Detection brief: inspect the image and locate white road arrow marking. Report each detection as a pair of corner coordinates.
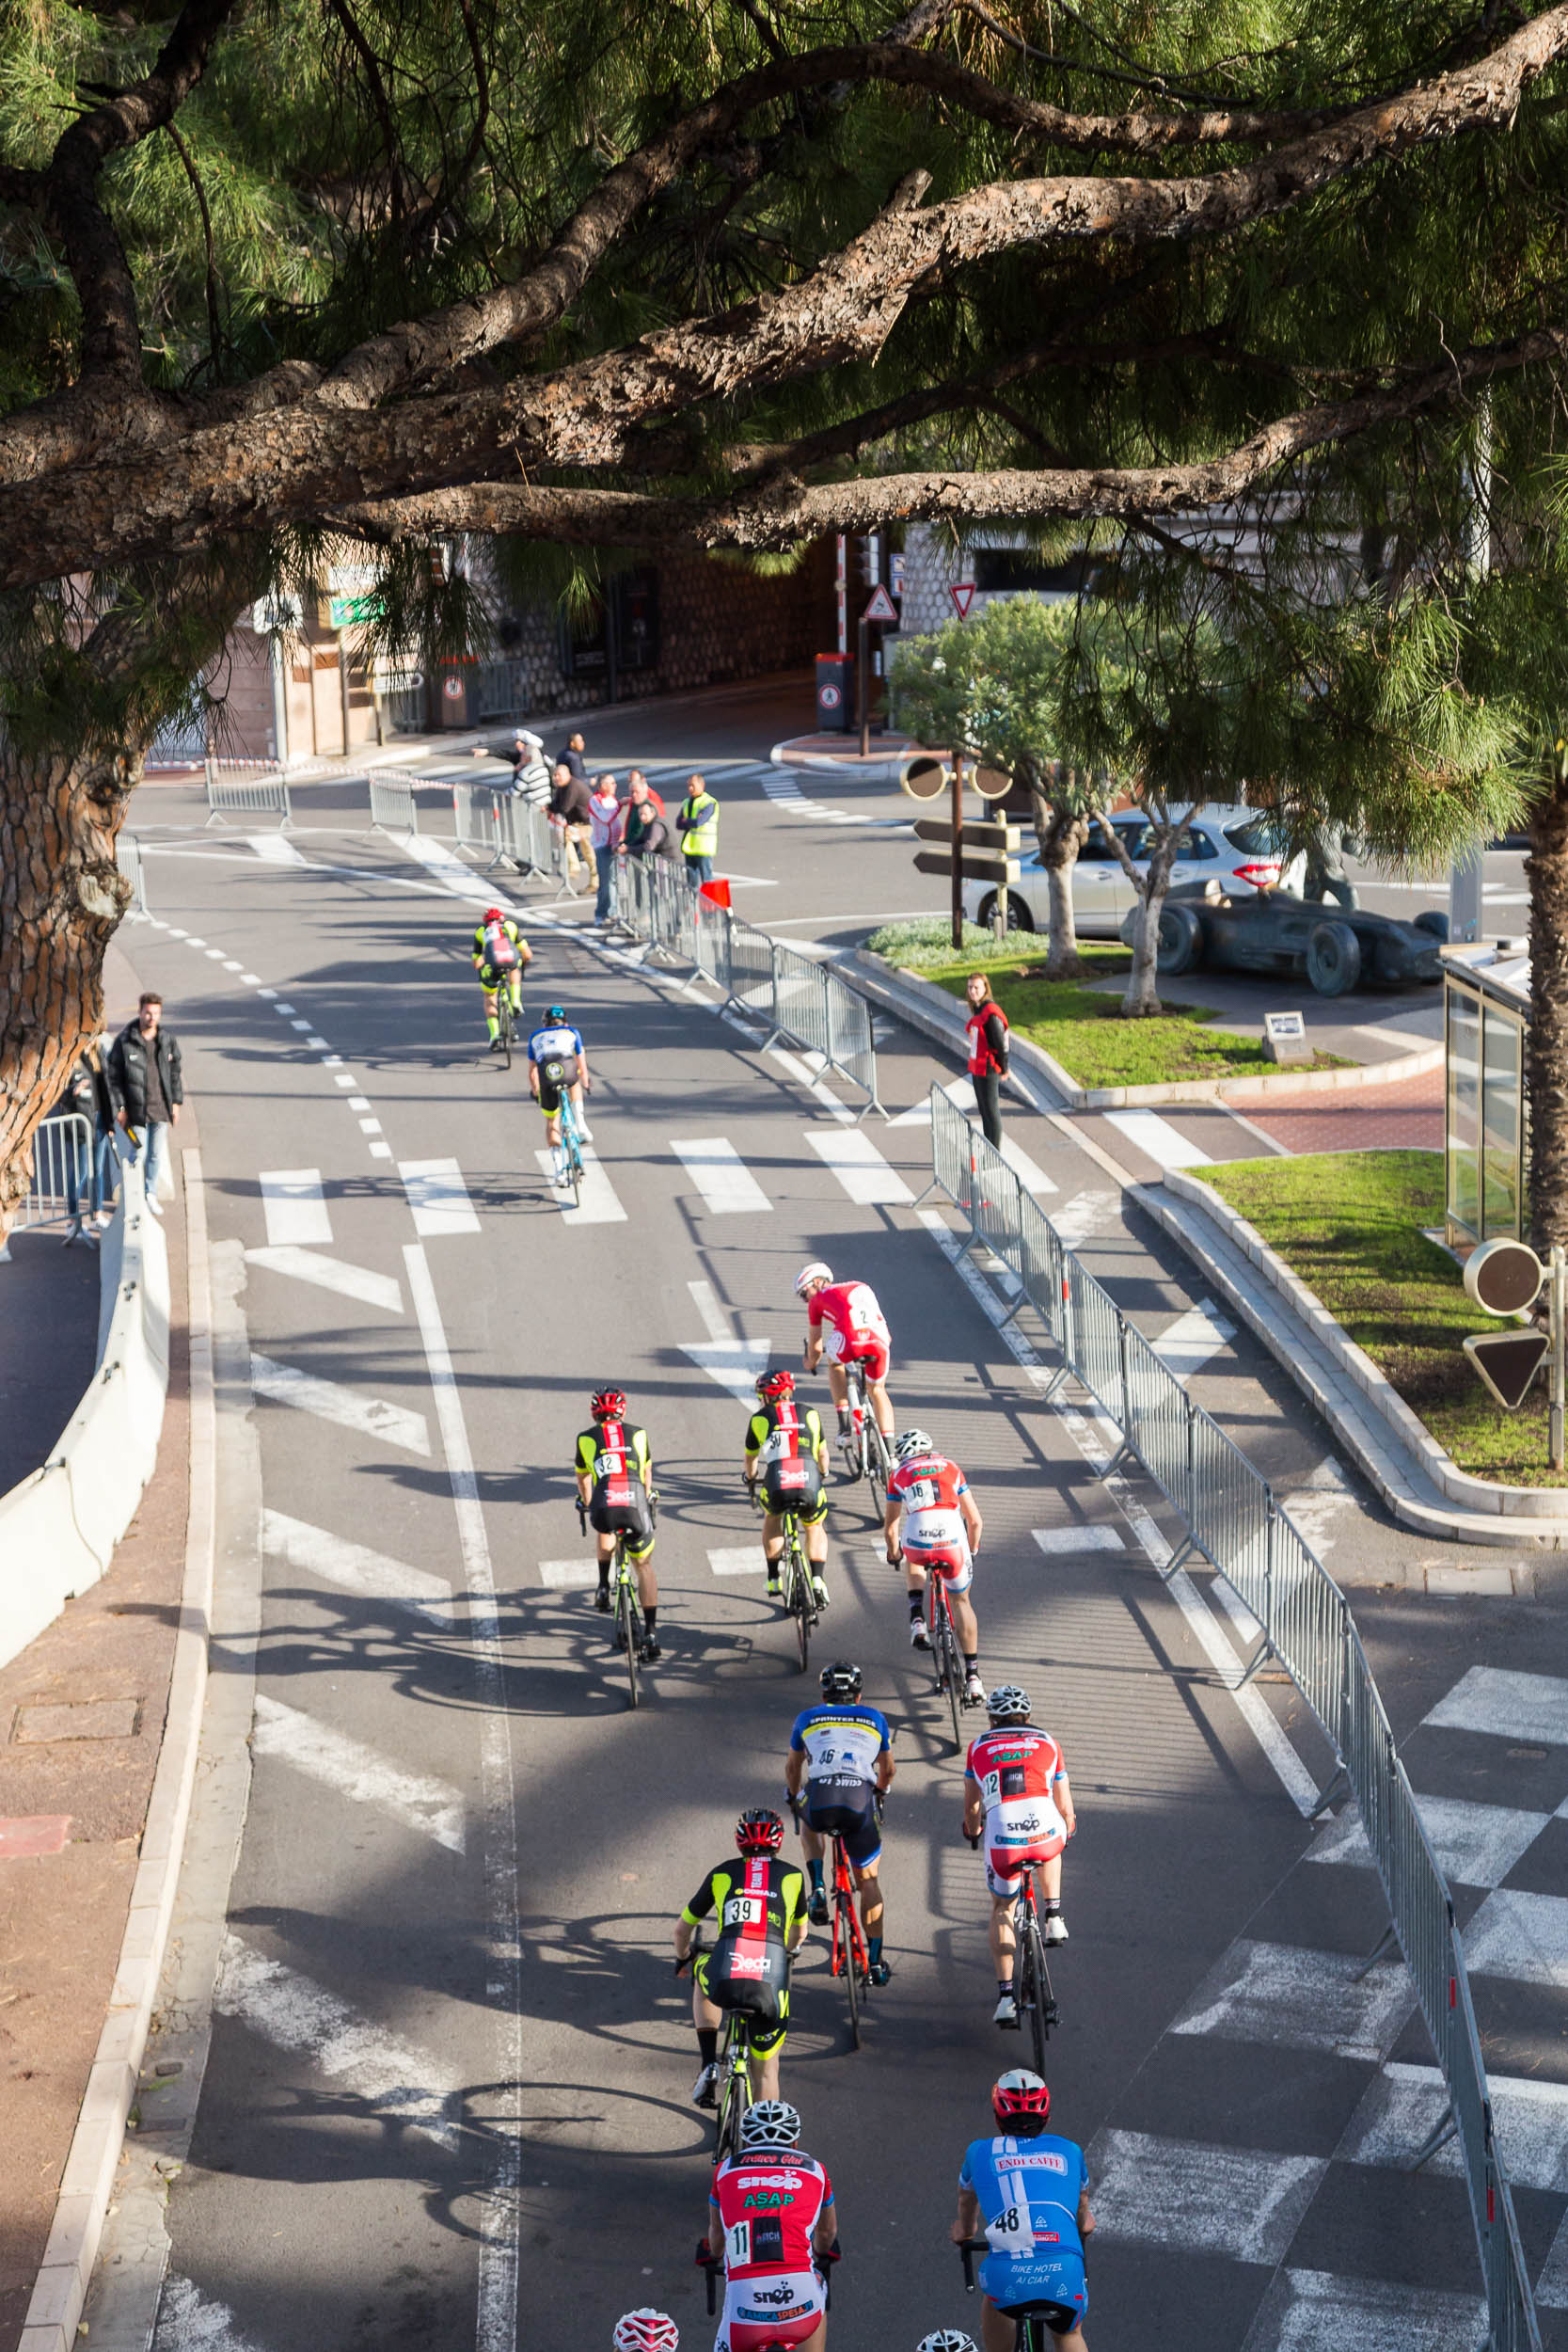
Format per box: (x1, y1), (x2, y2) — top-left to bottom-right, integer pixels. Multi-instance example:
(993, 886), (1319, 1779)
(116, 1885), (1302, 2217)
(261, 1509), (455, 1620)
(679, 1277), (771, 1404)
(260, 1168), (331, 1248)
(245, 1244), (404, 1315)
(213, 1933), (459, 2148)
(252, 1693), (466, 1851)
(249, 1352), (430, 1454)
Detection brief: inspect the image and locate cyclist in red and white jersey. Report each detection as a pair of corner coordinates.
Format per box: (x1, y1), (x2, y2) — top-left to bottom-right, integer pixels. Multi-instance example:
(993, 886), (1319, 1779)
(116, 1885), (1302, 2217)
(884, 1430), (985, 1701)
(795, 1263), (894, 1459)
(964, 1687), (1076, 2027)
(703, 2102), (838, 2351)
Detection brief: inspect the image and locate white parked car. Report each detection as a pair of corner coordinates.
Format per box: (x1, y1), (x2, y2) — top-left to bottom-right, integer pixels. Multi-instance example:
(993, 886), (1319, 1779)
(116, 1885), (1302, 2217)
(960, 803), (1306, 937)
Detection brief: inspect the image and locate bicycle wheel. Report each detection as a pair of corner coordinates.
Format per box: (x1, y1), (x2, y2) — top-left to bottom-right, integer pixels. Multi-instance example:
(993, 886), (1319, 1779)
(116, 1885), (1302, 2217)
(1019, 1911), (1050, 2075)
(715, 2026), (751, 2159)
(616, 1564), (641, 1709)
(787, 1529), (812, 1674)
(836, 1875), (862, 2050)
(499, 996), (513, 1072)
(863, 1414), (891, 1518)
(935, 1597), (963, 1756)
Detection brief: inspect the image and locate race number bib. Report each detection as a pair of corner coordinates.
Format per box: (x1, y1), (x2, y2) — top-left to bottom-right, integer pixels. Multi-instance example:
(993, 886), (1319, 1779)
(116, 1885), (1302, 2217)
(722, 1894), (765, 1929)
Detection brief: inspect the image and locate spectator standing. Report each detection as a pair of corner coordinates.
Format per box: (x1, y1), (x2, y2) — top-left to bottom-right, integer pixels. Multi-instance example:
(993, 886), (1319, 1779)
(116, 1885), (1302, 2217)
(108, 992), (183, 1218)
(964, 972), (1010, 1149)
(57, 1037), (119, 1246)
(549, 759), (594, 891)
(588, 771), (622, 924)
(622, 773), (673, 862)
(627, 765), (666, 818)
(557, 729), (588, 782)
(507, 729), (549, 801)
(675, 771), (720, 892)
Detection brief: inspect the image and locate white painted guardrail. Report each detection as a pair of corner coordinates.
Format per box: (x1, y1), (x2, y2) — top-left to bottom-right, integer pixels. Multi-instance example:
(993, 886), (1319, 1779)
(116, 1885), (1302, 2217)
(0, 1154), (170, 1670)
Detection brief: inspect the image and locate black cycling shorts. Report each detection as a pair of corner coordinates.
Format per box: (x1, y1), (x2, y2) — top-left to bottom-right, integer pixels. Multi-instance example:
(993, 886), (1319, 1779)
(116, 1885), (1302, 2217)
(760, 1455), (826, 1524)
(535, 1054), (579, 1114)
(802, 1778), (881, 1867)
(589, 1477), (654, 1558)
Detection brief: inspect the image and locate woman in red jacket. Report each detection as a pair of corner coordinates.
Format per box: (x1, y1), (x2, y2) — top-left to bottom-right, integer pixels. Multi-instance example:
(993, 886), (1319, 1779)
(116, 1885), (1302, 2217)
(964, 973), (1009, 1147)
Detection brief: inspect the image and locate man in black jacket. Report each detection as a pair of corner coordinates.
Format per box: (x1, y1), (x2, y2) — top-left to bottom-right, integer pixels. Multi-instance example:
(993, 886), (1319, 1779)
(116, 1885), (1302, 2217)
(108, 993), (183, 1218)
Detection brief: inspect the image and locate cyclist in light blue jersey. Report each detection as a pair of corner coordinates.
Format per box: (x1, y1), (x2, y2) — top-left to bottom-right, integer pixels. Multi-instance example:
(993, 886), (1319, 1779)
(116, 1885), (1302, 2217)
(783, 1661), (895, 1983)
(527, 1002), (594, 1177)
(950, 2072), (1093, 2351)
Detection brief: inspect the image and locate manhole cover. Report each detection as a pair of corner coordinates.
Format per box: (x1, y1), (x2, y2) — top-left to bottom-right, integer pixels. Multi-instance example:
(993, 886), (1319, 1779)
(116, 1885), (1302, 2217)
(12, 1699), (140, 1743)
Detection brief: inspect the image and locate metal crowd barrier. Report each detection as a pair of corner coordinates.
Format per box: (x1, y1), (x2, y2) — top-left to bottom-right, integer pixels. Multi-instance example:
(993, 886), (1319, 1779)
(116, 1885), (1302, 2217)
(609, 858), (885, 1115)
(9, 1113), (95, 1237)
(204, 765), (293, 827)
(117, 834), (149, 918)
(369, 773), (419, 834)
(924, 1084), (1541, 2350)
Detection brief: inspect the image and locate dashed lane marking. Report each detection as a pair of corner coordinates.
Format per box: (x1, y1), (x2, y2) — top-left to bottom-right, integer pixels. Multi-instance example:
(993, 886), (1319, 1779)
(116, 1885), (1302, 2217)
(709, 1547), (768, 1577)
(1151, 1298), (1237, 1377)
(249, 1352), (431, 1454)
(1032, 1524), (1125, 1556)
(531, 1143), (627, 1224)
(259, 1168), (331, 1248)
(671, 1136), (773, 1216)
(1102, 1107), (1216, 1169)
(807, 1126), (913, 1205)
(251, 1693), (466, 1853)
(1086, 2127), (1325, 2265)
(245, 1244), (404, 1315)
(261, 1509), (455, 1620)
(538, 1558), (599, 1589)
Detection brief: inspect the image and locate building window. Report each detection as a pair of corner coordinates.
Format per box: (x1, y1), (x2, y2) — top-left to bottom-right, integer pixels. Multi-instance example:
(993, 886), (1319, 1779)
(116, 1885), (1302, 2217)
(973, 550), (1098, 595)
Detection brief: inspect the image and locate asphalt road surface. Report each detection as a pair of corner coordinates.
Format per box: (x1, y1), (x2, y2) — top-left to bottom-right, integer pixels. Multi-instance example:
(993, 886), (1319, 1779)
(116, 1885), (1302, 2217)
(89, 707), (1568, 2352)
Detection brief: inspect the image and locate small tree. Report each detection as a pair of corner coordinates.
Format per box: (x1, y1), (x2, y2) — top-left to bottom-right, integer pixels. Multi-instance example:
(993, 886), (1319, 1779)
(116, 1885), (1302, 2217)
(891, 598), (1102, 978)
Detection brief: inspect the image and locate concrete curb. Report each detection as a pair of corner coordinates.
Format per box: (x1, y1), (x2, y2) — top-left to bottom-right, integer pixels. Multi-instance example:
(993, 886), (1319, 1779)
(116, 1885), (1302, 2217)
(839, 950), (1442, 1110)
(19, 1149), (216, 2352)
(768, 736), (909, 785)
(0, 1161), (170, 1671)
(1143, 1166), (1568, 1549)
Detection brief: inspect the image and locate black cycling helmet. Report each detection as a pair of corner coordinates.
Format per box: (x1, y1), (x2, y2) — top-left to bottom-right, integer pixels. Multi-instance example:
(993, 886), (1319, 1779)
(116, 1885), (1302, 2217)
(819, 1661), (862, 1700)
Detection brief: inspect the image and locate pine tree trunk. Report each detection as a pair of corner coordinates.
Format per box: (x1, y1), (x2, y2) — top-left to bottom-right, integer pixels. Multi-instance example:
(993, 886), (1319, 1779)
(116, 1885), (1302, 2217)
(1119, 821), (1183, 1018)
(1527, 752), (1568, 1254)
(0, 749), (132, 1232)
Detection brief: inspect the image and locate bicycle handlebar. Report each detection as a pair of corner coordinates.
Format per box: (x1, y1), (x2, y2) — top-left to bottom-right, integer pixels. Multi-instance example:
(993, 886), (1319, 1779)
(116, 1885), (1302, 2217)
(958, 2236), (990, 2292)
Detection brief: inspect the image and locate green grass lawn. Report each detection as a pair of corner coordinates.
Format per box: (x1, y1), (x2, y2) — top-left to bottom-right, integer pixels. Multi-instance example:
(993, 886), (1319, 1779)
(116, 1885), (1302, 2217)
(1204, 1150), (1564, 1486)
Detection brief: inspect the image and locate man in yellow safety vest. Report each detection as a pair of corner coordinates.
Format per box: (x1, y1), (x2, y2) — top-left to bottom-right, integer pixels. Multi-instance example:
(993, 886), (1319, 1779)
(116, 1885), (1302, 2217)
(675, 772), (720, 891)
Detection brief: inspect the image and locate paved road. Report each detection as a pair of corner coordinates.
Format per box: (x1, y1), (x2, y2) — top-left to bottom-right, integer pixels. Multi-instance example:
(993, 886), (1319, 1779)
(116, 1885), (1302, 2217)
(88, 720), (1568, 2352)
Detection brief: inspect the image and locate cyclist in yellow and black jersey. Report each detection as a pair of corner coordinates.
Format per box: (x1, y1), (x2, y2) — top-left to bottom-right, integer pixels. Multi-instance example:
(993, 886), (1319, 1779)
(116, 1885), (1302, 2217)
(673, 1808), (809, 2107)
(574, 1387), (659, 1661)
(743, 1367), (831, 1611)
(470, 908), (532, 1049)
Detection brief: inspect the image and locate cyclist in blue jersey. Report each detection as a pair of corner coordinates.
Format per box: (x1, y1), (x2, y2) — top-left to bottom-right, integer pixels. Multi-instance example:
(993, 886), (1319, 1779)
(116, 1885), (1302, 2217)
(949, 2071), (1093, 2351)
(528, 1002), (594, 1179)
(783, 1661), (895, 1984)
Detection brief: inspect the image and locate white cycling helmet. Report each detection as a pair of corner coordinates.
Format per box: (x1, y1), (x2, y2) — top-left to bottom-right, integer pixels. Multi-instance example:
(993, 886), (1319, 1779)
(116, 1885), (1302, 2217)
(987, 1683), (1032, 1722)
(917, 2336), (978, 2352)
(794, 1260), (833, 1296)
(613, 2315), (678, 2351)
(895, 1429), (934, 1462)
(739, 2099), (802, 2150)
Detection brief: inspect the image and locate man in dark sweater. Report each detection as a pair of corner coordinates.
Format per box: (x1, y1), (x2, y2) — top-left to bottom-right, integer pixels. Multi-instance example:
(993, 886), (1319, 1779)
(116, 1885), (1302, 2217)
(549, 759), (594, 890)
(108, 992), (183, 1217)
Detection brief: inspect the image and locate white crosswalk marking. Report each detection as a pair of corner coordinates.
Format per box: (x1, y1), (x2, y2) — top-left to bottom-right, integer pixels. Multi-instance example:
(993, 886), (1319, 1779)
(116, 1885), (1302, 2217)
(1244, 2268), (1484, 2350)
(247, 833), (306, 866)
(1087, 2127), (1325, 2264)
(399, 1156), (482, 1236)
(1461, 1888), (1568, 1989)
(213, 1933), (459, 2148)
(249, 1352), (431, 1454)
(1423, 1665), (1568, 1745)
(1341, 2059), (1568, 2193)
(245, 1244), (404, 1315)
(1051, 1189), (1120, 1247)
(538, 1558), (599, 1588)
(1275, 1455), (1353, 1558)
(261, 1510), (454, 1620)
(1032, 1524), (1124, 1556)
(807, 1127), (913, 1205)
(1151, 1298), (1236, 1377)
(1171, 1938), (1414, 2060)
(709, 1547), (768, 1577)
(260, 1168), (331, 1248)
(155, 2276), (271, 2352)
(1307, 1793), (1548, 1889)
(251, 1694), (465, 1852)
(936, 1082), (1058, 1194)
(671, 1136), (772, 1215)
(532, 1143), (627, 1224)
(1102, 1107), (1216, 1168)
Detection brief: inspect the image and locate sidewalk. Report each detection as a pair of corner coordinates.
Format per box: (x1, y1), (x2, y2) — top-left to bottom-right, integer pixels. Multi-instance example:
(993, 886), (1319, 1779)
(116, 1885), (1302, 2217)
(1231, 1061), (1444, 1154)
(0, 954), (193, 2352)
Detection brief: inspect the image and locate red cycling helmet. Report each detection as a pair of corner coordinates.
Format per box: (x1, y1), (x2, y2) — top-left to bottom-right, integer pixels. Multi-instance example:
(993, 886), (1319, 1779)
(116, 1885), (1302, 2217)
(736, 1807), (785, 1855)
(591, 1388), (627, 1422)
(992, 2069), (1052, 2127)
(755, 1366), (795, 1402)
(483, 907), (504, 925)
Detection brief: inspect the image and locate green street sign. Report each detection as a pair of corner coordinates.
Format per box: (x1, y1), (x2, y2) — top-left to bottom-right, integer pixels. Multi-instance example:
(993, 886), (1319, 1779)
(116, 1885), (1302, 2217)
(328, 593), (380, 628)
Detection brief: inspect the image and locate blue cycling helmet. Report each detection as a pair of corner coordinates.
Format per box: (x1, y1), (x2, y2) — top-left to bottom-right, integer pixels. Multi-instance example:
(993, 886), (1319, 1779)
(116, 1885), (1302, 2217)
(544, 1003), (567, 1025)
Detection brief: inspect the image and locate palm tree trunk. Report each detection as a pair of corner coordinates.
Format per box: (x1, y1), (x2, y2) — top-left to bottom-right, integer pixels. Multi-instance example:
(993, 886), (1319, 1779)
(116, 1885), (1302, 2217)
(1527, 749), (1568, 1254)
(0, 748), (132, 1232)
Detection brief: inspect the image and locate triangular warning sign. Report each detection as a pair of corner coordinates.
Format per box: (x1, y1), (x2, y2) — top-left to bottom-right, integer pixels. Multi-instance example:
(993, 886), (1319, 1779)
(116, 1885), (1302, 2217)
(950, 582), (976, 618)
(862, 584), (898, 624)
(1463, 1327), (1551, 1410)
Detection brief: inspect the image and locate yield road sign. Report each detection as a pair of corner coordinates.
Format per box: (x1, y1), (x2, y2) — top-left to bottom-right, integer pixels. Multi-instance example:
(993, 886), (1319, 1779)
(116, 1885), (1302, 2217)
(1463, 1327), (1551, 1409)
(862, 584), (898, 624)
(950, 583), (976, 618)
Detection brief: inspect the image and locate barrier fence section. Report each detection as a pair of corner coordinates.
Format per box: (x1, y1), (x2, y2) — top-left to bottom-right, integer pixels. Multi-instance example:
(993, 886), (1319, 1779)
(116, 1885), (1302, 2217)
(369, 773), (419, 834)
(11, 1114), (94, 1237)
(925, 1085), (1540, 2351)
(203, 768), (293, 827)
(117, 834), (149, 918)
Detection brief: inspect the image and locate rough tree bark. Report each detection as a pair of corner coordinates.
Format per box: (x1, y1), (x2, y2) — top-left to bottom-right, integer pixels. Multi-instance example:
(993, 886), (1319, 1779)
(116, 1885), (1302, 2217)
(0, 748), (134, 1232)
(1024, 771), (1091, 980)
(1527, 747), (1568, 1256)
(1107, 803), (1193, 1017)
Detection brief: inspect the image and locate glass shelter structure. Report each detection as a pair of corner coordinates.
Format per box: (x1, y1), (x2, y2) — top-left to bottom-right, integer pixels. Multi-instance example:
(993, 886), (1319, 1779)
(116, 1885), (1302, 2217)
(1444, 942), (1530, 1245)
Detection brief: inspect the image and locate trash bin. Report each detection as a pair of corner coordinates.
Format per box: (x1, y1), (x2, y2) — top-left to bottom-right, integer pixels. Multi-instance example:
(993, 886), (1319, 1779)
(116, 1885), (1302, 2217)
(815, 653), (854, 734)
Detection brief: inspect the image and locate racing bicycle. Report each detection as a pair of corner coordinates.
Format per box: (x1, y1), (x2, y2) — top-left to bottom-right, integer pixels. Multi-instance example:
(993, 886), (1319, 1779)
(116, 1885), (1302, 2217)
(904, 1546), (979, 1756)
(792, 1794), (874, 2049)
(493, 981), (518, 1070)
(957, 2235), (1082, 2348)
(678, 1941), (764, 2161)
(747, 1475), (818, 1673)
(839, 1356), (893, 1508)
(551, 1078), (586, 1209)
(971, 1846), (1060, 2071)
(578, 1492), (656, 1708)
